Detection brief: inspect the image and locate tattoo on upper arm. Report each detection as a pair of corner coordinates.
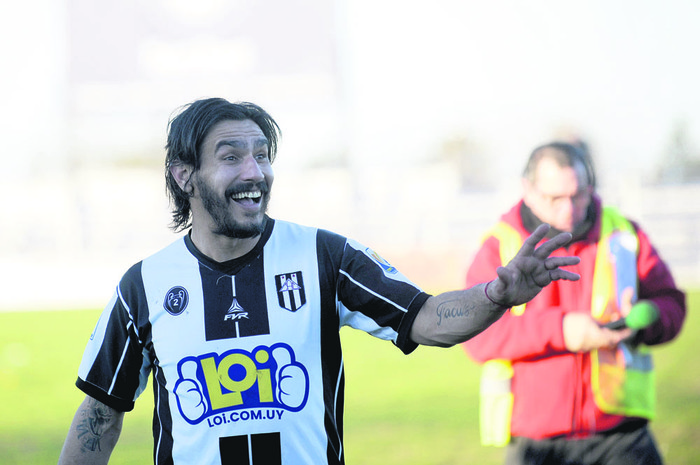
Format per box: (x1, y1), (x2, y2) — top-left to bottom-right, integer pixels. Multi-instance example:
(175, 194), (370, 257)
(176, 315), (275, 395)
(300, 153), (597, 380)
(75, 398), (114, 453)
(436, 299), (475, 326)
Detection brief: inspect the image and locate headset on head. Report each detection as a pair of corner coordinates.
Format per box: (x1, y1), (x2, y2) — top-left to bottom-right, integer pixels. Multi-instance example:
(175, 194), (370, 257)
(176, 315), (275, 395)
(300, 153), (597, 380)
(524, 141), (597, 189)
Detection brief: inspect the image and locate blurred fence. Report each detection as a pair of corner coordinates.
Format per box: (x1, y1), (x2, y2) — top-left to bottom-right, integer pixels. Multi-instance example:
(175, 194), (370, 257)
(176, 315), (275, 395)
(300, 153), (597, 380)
(2, 165), (699, 311)
(353, 173), (700, 294)
(604, 182), (700, 289)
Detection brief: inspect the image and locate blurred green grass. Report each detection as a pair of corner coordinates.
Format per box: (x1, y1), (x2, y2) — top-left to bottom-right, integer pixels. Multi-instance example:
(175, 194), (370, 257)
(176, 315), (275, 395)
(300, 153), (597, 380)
(0, 290), (697, 464)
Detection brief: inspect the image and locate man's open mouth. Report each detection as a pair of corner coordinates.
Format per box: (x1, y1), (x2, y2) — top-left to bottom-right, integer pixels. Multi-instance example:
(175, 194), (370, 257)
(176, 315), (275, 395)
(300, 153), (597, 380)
(230, 191), (263, 204)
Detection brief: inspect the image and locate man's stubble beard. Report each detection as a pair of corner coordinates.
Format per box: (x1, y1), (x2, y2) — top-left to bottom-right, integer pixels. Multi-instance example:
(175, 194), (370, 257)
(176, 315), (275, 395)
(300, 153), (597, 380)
(194, 175), (270, 239)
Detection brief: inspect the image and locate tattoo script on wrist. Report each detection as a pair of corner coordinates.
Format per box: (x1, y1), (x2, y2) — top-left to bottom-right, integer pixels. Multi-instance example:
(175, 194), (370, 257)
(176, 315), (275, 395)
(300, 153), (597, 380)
(436, 299), (474, 326)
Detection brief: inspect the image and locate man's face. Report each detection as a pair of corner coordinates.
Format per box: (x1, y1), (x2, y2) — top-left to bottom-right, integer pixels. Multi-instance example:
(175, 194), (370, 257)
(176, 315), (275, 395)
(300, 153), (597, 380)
(190, 119), (274, 238)
(522, 156), (592, 233)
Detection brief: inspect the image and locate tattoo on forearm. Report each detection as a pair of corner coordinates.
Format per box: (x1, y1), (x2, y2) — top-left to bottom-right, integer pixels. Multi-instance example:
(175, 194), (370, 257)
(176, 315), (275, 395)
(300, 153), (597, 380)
(436, 299), (475, 326)
(75, 398), (113, 453)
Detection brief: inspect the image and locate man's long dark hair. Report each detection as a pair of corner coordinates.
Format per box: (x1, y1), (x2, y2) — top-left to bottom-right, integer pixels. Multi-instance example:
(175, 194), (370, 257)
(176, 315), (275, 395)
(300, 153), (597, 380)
(165, 98), (281, 232)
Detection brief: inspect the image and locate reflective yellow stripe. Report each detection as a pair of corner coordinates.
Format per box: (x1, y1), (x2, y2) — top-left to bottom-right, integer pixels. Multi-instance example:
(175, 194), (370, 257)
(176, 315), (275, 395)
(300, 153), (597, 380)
(484, 222), (525, 316)
(591, 206), (637, 319)
(479, 359), (513, 447)
(590, 207), (654, 419)
(477, 223), (521, 446)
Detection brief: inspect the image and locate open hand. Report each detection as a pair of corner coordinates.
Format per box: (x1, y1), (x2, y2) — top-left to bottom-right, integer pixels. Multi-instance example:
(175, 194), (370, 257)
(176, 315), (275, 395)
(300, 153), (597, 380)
(487, 224), (580, 308)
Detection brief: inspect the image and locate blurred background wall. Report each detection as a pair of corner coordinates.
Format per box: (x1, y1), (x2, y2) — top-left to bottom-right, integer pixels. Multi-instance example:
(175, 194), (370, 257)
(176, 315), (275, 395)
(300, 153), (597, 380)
(1, 0), (699, 311)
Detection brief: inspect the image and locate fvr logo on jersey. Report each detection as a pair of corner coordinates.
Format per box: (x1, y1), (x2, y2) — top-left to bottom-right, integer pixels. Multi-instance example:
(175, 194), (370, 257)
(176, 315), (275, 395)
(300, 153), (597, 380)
(174, 343), (309, 425)
(224, 298), (248, 321)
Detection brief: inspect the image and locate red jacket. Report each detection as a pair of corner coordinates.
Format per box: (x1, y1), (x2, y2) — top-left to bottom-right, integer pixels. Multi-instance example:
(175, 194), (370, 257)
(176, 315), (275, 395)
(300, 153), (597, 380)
(463, 197), (686, 439)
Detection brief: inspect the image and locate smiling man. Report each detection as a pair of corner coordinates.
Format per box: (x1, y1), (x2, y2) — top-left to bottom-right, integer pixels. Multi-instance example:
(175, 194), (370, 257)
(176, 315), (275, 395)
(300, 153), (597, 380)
(59, 98), (581, 465)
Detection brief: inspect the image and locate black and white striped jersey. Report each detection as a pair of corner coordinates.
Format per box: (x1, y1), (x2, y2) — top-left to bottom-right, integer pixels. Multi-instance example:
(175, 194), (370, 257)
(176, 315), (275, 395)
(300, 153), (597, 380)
(76, 217), (430, 465)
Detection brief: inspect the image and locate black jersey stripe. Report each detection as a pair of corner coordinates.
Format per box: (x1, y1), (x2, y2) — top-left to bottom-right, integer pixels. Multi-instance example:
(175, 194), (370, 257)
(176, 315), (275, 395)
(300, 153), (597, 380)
(107, 333), (131, 395)
(338, 269), (409, 313)
(317, 229), (346, 464)
(153, 363), (174, 465)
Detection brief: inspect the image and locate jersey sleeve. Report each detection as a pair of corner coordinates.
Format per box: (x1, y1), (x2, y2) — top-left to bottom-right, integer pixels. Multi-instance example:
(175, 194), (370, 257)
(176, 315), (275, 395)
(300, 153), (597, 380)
(76, 262), (152, 412)
(324, 233), (430, 355)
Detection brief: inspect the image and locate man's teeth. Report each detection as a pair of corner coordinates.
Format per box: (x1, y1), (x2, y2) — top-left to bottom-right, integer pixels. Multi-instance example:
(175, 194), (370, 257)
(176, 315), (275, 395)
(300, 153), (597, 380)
(231, 191), (262, 200)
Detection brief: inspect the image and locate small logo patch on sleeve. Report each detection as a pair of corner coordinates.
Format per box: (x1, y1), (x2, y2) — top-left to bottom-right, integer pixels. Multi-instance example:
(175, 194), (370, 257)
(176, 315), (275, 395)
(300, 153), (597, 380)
(365, 248), (398, 274)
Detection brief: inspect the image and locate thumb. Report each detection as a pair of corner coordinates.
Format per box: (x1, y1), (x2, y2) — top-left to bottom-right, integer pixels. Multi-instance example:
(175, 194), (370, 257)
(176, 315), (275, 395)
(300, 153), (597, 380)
(272, 345), (293, 368)
(493, 266), (515, 293)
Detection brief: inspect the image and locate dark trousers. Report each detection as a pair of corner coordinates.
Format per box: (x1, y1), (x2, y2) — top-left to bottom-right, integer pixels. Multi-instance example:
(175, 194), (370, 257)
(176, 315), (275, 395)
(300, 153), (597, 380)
(505, 424), (663, 465)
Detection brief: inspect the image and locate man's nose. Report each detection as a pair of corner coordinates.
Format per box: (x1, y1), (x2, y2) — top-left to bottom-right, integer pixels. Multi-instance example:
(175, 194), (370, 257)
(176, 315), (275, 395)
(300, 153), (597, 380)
(559, 199), (577, 221)
(240, 155), (265, 181)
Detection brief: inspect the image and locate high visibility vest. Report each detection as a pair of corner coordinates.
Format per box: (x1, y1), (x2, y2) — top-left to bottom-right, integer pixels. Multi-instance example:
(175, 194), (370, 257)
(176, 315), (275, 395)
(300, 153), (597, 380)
(477, 207), (655, 447)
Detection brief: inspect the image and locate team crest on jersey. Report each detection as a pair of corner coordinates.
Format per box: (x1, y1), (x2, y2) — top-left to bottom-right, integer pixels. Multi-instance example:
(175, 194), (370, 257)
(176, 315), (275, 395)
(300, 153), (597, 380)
(164, 286), (189, 315)
(275, 271), (306, 312)
(365, 248), (398, 274)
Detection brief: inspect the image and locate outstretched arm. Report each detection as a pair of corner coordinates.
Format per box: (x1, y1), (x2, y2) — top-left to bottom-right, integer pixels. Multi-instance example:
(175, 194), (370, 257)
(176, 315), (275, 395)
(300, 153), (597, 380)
(411, 224), (580, 347)
(58, 395), (124, 465)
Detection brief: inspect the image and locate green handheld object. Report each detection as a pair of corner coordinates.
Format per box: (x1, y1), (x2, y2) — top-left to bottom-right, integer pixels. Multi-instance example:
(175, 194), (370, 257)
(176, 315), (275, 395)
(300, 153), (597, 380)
(604, 301), (659, 330)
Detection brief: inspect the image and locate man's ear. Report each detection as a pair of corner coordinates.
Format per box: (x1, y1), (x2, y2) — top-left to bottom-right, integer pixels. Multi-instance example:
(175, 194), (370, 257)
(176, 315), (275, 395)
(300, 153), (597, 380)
(521, 177), (535, 206)
(170, 163), (194, 194)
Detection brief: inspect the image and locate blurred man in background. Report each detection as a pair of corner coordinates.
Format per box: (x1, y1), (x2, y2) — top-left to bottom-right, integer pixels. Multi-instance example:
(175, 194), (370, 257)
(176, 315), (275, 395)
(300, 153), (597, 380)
(463, 141), (686, 464)
(57, 99), (581, 465)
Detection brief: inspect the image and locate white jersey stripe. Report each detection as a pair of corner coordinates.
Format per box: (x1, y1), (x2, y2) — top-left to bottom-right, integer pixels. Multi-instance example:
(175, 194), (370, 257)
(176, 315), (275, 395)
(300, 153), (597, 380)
(333, 354), (344, 460)
(154, 366), (164, 464)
